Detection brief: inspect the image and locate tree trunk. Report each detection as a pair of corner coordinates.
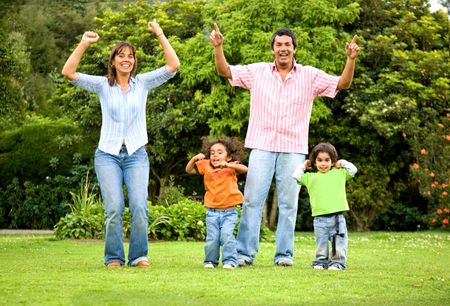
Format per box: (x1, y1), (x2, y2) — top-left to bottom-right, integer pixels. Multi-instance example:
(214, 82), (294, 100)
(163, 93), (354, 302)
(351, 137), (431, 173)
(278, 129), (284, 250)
(269, 187), (278, 230)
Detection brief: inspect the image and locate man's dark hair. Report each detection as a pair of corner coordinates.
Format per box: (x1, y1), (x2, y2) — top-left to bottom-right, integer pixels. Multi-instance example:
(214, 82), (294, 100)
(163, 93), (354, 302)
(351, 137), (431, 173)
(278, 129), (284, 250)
(270, 28), (297, 50)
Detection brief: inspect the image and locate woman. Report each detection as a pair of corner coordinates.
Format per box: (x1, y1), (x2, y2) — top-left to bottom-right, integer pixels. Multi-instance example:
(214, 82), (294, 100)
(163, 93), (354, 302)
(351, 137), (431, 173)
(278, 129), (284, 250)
(61, 20), (180, 268)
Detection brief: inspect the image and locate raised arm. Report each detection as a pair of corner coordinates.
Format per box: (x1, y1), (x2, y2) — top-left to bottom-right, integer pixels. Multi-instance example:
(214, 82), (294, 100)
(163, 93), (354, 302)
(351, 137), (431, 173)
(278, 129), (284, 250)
(335, 159), (357, 177)
(61, 31), (99, 81)
(337, 35), (360, 90)
(219, 161), (248, 174)
(148, 20), (180, 73)
(185, 153), (206, 174)
(210, 23), (232, 79)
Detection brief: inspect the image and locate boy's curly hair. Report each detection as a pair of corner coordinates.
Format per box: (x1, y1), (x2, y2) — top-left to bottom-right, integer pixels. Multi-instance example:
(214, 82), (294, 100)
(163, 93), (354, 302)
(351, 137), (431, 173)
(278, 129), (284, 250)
(201, 136), (247, 162)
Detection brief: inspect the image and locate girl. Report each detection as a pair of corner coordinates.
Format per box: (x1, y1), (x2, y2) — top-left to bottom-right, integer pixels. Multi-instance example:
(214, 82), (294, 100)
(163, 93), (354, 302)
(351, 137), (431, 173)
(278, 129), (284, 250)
(293, 143), (357, 270)
(186, 137), (247, 269)
(61, 20), (180, 268)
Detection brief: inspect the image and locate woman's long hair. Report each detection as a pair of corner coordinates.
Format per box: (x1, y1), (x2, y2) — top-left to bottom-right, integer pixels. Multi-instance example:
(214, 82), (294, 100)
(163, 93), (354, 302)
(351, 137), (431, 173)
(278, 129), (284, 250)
(107, 41), (137, 86)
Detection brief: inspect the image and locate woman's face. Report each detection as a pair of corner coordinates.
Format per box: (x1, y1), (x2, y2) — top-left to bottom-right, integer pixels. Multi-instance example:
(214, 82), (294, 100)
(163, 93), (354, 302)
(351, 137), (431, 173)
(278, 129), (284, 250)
(112, 47), (135, 75)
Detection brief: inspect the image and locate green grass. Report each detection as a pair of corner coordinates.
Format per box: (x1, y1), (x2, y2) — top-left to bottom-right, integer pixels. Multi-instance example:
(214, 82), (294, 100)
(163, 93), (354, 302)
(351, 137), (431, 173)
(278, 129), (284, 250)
(0, 231), (449, 305)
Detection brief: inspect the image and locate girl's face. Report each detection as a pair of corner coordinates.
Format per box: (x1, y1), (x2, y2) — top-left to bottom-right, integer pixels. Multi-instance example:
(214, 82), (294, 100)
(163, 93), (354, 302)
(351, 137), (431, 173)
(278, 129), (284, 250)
(112, 47), (135, 75)
(209, 143), (231, 168)
(315, 151), (333, 173)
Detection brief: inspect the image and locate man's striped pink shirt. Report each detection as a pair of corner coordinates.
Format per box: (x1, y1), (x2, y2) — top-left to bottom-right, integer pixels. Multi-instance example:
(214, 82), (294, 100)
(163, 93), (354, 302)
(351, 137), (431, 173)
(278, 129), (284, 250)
(229, 62), (340, 154)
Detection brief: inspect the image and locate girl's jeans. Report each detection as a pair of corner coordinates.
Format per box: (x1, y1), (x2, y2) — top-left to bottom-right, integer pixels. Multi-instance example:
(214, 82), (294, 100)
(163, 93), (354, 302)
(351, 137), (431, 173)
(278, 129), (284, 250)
(204, 207), (238, 267)
(94, 146), (149, 266)
(312, 214), (348, 269)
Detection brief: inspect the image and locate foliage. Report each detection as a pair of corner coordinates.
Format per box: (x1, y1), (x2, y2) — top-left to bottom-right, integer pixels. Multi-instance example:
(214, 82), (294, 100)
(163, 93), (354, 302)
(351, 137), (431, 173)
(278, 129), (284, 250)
(156, 175), (186, 206)
(0, 115), (85, 187)
(54, 171), (104, 239)
(0, 163), (92, 229)
(410, 115), (450, 230)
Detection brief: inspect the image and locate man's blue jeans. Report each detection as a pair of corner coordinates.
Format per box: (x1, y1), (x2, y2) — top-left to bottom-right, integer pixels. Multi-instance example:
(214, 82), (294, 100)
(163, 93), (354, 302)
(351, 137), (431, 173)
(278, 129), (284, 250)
(94, 146), (149, 266)
(204, 207), (238, 267)
(237, 149), (304, 264)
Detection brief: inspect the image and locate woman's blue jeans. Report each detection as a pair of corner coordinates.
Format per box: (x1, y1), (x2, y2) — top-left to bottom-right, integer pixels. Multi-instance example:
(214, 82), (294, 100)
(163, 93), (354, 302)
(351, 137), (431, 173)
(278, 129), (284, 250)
(204, 207), (238, 266)
(236, 149), (304, 264)
(94, 146), (149, 266)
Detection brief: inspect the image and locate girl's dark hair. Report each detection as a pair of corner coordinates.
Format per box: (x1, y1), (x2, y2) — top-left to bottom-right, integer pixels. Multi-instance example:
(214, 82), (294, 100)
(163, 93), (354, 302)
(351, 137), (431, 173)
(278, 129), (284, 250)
(107, 41), (137, 86)
(309, 143), (338, 171)
(270, 28), (297, 50)
(201, 136), (246, 162)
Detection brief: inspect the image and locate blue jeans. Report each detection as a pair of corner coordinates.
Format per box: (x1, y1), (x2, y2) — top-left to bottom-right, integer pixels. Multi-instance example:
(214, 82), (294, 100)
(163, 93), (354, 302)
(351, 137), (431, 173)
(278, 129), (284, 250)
(236, 149), (304, 264)
(312, 214), (348, 269)
(94, 146), (149, 266)
(204, 207), (238, 267)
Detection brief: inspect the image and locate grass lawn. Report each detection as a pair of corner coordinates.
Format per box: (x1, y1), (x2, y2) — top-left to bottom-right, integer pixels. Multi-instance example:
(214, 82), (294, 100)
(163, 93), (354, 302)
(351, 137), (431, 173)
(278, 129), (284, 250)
(0, 231), (449, 305)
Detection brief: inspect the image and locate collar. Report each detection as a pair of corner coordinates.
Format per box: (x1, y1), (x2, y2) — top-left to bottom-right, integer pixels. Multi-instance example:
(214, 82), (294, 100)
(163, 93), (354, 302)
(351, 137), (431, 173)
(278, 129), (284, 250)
(270, 60), (298, 72)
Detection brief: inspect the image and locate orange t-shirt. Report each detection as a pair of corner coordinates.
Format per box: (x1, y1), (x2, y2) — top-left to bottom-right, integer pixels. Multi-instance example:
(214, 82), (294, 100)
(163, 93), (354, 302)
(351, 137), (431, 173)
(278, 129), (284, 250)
(195, 159), (244, 209)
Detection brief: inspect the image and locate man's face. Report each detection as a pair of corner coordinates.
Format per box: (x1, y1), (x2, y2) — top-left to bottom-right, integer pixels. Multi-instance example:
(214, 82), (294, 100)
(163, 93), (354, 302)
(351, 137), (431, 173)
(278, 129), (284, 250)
(272, 35), (296, 69)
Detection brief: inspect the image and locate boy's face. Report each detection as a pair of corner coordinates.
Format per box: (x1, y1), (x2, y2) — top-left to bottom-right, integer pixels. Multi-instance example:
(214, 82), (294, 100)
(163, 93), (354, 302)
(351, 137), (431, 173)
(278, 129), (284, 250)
(315, 151), (333, 173)
(209, 143), (231, 168)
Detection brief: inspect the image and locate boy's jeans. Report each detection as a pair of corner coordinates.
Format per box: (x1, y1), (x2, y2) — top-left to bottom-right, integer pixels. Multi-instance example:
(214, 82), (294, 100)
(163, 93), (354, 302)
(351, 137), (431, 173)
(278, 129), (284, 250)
(95, 146), (149, 266)
(237, 149), (304, 264)
(204, 207), (238, 266)
(312, 214), (348, 269)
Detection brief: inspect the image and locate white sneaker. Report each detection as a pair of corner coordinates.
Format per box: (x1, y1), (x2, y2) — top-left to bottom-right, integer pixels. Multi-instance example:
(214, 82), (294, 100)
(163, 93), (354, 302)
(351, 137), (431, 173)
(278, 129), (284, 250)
(223, 264), (235, 270)
(276, 258), (293, 266)
(328, 264), (344, 270)
(312, 265), (324, 270)
(204, 262), (215, 269)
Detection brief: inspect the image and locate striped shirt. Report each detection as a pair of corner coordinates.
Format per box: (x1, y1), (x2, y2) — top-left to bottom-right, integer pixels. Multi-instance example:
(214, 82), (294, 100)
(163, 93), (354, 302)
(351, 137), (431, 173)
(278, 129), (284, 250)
(71, 66), (176, 156)
(229, 62), (340, 154)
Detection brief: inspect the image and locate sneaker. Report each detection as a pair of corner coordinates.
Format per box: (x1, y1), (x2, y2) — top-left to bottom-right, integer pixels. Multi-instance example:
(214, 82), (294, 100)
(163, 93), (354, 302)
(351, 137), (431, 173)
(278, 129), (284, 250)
(328, 264), (344, 270)
(276, 258), (293, 267)
(223, 264), (235, 270)
(312, 264), (324, 270)
(238, 258), (251, 267)
(204, 262), (215, 269)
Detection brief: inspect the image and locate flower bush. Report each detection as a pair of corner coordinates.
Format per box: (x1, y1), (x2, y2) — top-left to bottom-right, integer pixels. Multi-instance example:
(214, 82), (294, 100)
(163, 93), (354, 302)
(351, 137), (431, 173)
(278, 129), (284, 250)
(410, 114), (449, 230)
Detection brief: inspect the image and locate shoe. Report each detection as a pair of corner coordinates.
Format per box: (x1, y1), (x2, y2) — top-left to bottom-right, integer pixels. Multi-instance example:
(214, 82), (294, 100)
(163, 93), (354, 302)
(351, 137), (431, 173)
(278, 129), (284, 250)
(136, 261), (149, 268)
(223, 264), (235, 270)
(276, 258), (293, 266)
(106, 261), (121, 268)
(204, 262), (215, 269)
(312, 264), (324, 270)
(238, 258), (251, 267)
(328, 264), (344, 270)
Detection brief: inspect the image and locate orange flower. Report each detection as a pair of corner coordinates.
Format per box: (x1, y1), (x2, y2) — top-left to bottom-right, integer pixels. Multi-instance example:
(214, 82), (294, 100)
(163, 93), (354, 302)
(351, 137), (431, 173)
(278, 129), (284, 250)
(443, 218), (449, 225)
(442, 183), (448, 188)
(420, 149), (427, 155)
(437, 209), (443, 215)
(446, 135), (450, 141)
(442, 191), (448, 197)
(412, 163), (420, 169)
(432, 218), (437, 223)
(444, 208), (450, 213)
(429, 172), (435, 177)
(437, 123), (444, 128)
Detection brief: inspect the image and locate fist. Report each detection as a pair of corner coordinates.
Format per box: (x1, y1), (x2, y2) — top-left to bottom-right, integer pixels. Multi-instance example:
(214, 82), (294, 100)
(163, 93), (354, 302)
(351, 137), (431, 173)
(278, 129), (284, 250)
(82, 31), (99, 43)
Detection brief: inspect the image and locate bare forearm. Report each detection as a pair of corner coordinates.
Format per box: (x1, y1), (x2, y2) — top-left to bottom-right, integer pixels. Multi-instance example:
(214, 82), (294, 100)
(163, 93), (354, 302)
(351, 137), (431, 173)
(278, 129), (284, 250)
(226, 162), (248, 174)
(214, 46), (231, 79)
(158, 33), (180, 73)
(61, 41), (90, 81)
(337, 57), (356, 90)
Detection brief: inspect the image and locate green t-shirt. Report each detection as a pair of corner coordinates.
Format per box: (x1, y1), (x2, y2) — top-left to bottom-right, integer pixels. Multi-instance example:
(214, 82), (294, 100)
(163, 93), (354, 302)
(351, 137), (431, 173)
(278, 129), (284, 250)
(299, 168), (353, 217)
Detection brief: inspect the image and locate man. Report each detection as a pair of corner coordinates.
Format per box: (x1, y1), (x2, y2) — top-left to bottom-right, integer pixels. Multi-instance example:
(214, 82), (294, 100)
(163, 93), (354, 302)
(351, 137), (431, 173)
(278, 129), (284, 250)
(210, 23), (360, 266)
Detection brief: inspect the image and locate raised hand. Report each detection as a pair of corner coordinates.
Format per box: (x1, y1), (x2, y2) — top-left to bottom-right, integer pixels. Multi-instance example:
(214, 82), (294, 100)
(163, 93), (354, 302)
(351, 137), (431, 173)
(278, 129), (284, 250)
(81, 31), (99, 44)
(345, 35), (360, 59)
(148, 19), (164, 36)
(210, 22), (224, 47)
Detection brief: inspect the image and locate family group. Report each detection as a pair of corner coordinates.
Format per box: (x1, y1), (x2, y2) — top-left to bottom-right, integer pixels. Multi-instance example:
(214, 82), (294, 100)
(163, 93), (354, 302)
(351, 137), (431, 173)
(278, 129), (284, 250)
(61, 20), (360, 270)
